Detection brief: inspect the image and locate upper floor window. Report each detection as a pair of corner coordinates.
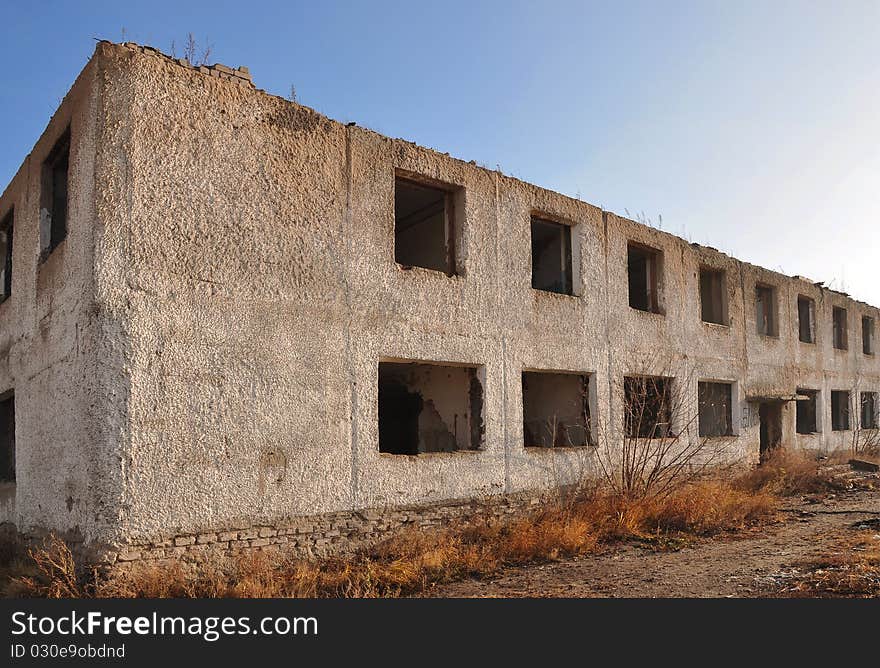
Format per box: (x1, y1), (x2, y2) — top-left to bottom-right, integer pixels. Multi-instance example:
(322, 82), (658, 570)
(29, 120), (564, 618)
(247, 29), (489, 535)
(530, 216), (573, 295)
(394, 176), (456, 275)
(832, 307), (848, 350)
(40, 128), (70, 259)
(699, 267), (728, 325)
(797, 295), (815, 343)
(0, 209), (12, 301)
(862, 316), (874, 355)
(755, 284), (778, 337)
(627, 242), (662, 313)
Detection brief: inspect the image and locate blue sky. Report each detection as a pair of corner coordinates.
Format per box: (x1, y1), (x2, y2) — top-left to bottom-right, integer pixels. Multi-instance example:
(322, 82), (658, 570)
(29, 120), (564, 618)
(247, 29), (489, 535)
(1, 1), (878, 303)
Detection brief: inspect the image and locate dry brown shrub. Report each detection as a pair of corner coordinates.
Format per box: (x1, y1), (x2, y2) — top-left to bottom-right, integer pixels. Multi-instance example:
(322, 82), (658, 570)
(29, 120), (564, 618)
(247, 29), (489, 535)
(13, 534), (84, 598)
(734, 449), (839, 496)
(9, 477), (781, 599)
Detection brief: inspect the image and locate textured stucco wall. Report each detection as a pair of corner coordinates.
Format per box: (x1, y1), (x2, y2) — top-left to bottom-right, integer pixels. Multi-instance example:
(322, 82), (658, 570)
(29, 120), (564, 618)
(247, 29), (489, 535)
(2, 42), (879, 551)
(0, 54), (126, 544)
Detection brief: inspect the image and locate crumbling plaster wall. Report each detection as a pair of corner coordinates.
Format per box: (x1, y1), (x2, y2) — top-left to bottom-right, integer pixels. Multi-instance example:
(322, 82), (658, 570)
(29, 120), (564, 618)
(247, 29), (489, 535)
(96, 43), (880, 544)
(4, 42), (880, 551)
(0, 55), (125, 544)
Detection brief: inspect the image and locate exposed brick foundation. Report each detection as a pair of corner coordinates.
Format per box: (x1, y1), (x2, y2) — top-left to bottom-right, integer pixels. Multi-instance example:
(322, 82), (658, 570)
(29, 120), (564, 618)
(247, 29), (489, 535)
(100, 493), (547, 569)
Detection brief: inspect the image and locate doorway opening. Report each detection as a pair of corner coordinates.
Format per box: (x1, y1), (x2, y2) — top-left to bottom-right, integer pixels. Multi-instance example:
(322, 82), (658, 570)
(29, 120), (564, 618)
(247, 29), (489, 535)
(758, 401), (782, 461)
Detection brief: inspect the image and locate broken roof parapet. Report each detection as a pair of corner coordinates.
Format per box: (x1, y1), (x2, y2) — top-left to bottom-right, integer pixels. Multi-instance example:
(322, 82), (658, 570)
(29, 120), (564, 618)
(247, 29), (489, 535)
(109, 40), (255, 89)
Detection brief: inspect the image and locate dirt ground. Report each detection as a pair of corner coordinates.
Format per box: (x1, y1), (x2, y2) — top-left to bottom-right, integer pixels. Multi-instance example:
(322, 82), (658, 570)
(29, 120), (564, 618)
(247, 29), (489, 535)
(427, 489), (880, 598)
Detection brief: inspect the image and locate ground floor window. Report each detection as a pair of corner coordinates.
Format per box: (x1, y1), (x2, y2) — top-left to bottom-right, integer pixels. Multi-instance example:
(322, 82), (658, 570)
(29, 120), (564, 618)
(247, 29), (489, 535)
(378, 361), (483, 455)
(624, 376), (673, 438)
(0, 392), (14, 483)
(522, 371), (592, 447)
(698, 381), (733, 437)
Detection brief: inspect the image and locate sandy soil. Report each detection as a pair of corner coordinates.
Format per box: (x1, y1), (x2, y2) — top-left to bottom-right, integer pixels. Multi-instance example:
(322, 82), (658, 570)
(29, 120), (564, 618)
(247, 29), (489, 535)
(426, 490), (880, 598)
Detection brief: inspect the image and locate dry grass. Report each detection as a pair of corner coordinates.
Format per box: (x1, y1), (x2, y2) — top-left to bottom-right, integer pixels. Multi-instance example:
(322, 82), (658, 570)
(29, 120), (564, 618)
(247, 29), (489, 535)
(778, 528), (880, 598)
(3, 478), (780, 599)
(734, 449), (846, 496)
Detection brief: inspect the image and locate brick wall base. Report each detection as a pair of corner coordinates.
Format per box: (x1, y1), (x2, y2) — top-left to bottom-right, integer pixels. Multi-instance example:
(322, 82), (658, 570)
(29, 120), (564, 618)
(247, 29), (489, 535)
(102, 492), (553, 569)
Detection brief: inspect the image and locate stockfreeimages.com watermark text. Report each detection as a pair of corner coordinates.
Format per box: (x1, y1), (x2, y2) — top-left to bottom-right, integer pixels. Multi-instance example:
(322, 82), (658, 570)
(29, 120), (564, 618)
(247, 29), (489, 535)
(11, 610), (318, 643)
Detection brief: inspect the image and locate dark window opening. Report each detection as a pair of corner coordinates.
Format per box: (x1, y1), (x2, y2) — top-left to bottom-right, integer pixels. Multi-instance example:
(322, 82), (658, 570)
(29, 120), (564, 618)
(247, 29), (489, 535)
(522, 371), (592, 447)
(530, 217), (573, 295)
(833, 307), (848, 350)
(699, 267), (727, 325)
(624, 376), (673, 439)
(41, 129), (70, 259)
(0, 393), (14, 483)
(831, 390), (850, 431)
(861, 392), (877, 429)
(755, 284), (777, 336)
(627, 243), (662, 313)
(378, 361), (482, 455)
(394, 177), (455, 275)
(796, 389), (819, 434)
(797, 296), (815, 343)
(862, 316), (874, 355)
(698, 381), (733, 437)
(0, 209), (12, 301)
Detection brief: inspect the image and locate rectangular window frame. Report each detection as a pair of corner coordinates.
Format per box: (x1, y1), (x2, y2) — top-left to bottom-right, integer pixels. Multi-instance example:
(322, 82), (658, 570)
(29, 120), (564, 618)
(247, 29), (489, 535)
(860, 391), (878, 430)
(833, 307), (848, 350)
(755, 283), (778, 337)
(862, 316), (874, 356)
(697, 380), (734, 438)
(0, 390), (14, 484)
(797, 295), (815, 344)
(831, 390), (850, 431)
(40, 128), (71, 261)
(627, 242), (663, 314)
(377, 359), (483, 455)
(796, 388), (820, 434)
(530, 215), (574, 296)
(623, 375), (675, 439)
(0, 209), (12, 302)
(393, 174), (458, 276)
(699, 266), (728, 326)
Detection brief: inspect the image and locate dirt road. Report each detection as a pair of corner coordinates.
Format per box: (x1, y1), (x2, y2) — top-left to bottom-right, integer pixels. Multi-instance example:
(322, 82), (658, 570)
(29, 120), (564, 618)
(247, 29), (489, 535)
(427, 490), (880, 598)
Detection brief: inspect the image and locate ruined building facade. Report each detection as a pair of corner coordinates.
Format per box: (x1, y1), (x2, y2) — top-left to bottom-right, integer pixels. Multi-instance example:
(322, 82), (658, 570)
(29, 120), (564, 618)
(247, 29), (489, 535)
(0, 42), (878, 562)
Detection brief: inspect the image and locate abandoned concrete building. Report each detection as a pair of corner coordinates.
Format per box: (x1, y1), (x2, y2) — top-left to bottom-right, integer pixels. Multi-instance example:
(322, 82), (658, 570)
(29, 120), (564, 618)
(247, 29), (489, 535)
(1, 41), (878, 562)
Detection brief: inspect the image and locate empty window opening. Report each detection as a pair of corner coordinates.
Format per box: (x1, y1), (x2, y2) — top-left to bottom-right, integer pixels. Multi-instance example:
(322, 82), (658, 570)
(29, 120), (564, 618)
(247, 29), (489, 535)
(755, 284), (778, 337)
(833, 307), (848, 350)
(40, 128), (70, 258)
(378, 361), (482, 455)
(0, 393), (13, 483)
(522, 371), (592, 447)
(831, 390), (850, 431)
(394, 177), (455, 275)
(861, 392), (878, 430)
(624, 376), (673, 439)
(627, 243), (662, 313)
(796, 389), (819, 434)
(862, 316), (874, 355)
(797, 296), (815, 343)
(699, 267), (728, 325)
(530, 217), (573, 295)
(0, 209), (12, 301)
(698, 381), (733, 437)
